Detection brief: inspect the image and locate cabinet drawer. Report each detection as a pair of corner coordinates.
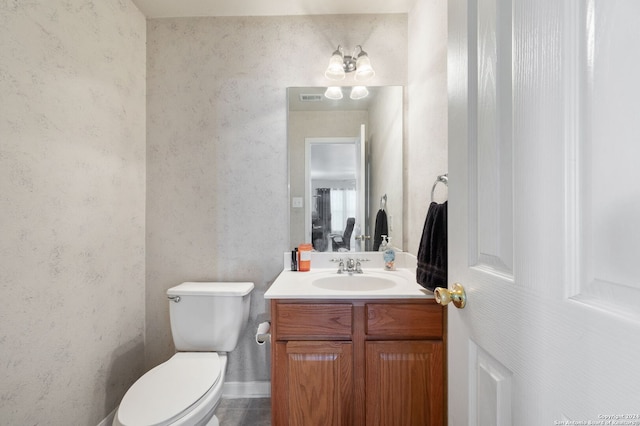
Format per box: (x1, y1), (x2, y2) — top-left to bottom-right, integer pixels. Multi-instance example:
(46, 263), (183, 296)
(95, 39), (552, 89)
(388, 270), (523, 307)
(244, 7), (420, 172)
(366, 303), (443, 338)
(274, 303), (352, 340)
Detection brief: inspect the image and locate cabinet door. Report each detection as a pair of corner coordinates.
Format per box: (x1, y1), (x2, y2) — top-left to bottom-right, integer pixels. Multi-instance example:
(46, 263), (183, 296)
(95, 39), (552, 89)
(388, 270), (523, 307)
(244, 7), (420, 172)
(274, 341), (353, 426)
(366, 341), (444, 426)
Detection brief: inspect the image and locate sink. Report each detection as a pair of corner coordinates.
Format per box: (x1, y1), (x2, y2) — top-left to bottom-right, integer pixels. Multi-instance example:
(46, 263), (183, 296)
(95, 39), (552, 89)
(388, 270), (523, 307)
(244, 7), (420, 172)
(312, 275), (396, 291)
(264, 266), (430, 299)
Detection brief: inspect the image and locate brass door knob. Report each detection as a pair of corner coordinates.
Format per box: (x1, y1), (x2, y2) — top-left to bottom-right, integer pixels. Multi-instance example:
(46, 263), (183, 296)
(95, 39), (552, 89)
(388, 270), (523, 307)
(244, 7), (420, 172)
(434, 283), (466, 309)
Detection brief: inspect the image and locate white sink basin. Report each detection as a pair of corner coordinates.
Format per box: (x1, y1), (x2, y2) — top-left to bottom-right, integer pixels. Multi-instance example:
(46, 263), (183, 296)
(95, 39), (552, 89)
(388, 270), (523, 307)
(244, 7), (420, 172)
(312, 275), (396, 291)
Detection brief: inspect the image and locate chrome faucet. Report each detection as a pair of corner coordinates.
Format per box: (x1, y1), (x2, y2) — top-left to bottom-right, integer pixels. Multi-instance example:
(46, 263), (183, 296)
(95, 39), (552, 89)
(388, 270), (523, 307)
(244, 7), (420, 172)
(346, 258), (356, 271)
(332, 258), (365, 275)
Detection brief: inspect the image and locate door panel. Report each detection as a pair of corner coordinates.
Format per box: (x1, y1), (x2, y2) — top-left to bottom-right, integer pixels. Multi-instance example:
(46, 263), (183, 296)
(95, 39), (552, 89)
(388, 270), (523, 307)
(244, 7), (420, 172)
(279, 341), (354, 426)
(573, 0), (640, 318)
(365, 341), (444, 426)
(448, 0), (640, 424)
(469, 342), (512, 426)
(473, 0), (513, 277)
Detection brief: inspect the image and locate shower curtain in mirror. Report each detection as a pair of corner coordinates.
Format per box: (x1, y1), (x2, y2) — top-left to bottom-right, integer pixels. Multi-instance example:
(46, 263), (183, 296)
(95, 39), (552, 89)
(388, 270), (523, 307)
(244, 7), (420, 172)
(313, 188), (331, 251)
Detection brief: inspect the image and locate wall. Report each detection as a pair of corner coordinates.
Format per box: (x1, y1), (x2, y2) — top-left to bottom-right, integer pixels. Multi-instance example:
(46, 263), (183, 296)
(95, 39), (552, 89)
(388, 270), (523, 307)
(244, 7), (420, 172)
(368, 86), (404, 249)
(406, 0), (449, 255)
(0, 1), (146, 425)
(146, 14), (407, 382)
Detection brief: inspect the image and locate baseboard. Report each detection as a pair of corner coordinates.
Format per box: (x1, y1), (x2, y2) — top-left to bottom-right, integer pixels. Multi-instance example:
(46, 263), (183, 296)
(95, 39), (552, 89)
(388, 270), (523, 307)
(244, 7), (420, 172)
(222, 381), (271, 398)
(97, 408), (116, 426)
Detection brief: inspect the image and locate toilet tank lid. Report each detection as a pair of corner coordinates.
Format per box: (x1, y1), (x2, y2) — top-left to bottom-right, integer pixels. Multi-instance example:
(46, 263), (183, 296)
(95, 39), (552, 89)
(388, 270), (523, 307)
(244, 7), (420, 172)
(167, 282), (254, 297)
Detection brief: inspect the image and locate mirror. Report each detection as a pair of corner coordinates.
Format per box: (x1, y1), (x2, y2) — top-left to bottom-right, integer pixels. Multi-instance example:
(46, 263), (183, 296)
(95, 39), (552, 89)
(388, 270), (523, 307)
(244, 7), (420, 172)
(288, 86), (403, 252)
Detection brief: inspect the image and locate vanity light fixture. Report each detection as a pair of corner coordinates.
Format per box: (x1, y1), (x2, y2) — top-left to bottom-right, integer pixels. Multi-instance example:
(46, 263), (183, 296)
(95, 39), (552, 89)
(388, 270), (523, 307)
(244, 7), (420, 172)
(324, 45), (376, 81)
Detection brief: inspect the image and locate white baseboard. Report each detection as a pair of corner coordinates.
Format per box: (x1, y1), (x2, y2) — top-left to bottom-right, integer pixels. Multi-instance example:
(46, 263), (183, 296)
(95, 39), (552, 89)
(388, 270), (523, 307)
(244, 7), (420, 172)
(222, 381), (271, 398)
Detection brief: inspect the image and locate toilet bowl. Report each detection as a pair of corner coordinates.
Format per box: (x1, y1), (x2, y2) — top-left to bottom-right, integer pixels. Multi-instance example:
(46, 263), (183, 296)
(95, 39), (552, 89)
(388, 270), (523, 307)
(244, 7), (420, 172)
(113, 282), (254, 426)
(114, 353), (227, 426)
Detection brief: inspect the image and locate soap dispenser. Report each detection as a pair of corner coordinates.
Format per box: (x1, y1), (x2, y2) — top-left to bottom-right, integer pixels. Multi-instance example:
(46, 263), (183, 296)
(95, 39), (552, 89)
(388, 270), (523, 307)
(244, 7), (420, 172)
(383, 237), (396, 271)
(378, 235), (388, 252)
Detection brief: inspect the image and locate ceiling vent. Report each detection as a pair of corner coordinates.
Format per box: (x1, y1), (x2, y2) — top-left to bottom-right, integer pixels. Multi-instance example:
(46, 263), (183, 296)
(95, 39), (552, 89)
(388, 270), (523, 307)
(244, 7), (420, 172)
(299, 94), (324, 102)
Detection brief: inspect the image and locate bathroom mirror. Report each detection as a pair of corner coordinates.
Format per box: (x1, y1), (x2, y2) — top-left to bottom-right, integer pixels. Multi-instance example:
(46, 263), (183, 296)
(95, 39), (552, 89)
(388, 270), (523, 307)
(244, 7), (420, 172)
(288, 86), (403, 252)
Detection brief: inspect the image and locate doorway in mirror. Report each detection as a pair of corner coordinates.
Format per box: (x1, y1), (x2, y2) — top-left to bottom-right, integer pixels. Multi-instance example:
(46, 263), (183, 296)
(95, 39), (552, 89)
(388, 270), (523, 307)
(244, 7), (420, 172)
(306, 135), (364, 252)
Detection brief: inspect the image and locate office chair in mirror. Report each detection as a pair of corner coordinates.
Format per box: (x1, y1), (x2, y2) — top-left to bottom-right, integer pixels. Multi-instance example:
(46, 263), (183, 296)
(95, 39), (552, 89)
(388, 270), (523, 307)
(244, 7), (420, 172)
(331, 217), (355, 252)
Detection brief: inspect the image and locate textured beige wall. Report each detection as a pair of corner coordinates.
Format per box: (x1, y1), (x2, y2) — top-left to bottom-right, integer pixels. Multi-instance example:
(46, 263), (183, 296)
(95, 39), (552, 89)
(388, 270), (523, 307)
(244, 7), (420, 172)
(407, 0), (449, 255)
(146, 14), (407, 381)
(0, 1), (146, 425)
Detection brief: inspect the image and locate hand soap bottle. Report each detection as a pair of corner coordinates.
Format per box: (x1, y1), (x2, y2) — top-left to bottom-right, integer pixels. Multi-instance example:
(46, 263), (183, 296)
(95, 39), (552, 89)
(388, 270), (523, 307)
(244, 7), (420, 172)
(383, 236), (396, 271)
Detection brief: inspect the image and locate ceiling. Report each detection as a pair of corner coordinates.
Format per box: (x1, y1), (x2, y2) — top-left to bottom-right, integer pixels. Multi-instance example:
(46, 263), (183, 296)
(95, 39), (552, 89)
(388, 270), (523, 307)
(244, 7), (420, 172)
(311, 143), (357, 181)
(130, 0), (415, 19)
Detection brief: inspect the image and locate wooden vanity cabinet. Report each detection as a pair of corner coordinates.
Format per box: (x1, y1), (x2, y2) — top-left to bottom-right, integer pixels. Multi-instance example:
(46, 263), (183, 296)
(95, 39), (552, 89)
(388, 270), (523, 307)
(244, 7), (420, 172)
(270, 299), (446, 426)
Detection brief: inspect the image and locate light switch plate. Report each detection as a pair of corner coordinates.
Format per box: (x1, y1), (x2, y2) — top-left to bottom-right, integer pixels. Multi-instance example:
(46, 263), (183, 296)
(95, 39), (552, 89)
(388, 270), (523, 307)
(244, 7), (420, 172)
(292, 197), (303, 208)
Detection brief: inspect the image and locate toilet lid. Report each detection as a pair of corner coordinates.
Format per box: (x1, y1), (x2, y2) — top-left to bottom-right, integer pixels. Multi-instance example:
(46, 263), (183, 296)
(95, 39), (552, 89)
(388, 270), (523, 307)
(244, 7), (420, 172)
(117, 353), (221, 426)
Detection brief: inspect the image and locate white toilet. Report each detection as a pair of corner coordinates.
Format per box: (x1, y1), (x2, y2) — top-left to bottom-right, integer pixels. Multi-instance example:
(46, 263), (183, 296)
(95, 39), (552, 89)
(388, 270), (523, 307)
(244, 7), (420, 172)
(113, 281), (254, 426)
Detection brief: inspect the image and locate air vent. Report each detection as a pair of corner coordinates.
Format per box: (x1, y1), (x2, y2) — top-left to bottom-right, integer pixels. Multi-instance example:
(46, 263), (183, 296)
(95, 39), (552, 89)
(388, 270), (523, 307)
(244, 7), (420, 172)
(299, 94), (324, 102)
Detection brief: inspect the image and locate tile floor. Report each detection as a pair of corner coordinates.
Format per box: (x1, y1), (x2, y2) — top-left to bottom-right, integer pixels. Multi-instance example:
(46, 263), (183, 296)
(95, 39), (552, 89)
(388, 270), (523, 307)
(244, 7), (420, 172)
(215, 397), (271, 426)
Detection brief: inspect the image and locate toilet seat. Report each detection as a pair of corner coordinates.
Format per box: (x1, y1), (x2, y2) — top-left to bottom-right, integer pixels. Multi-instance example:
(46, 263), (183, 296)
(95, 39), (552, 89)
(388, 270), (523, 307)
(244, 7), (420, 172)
(116, 352), (221, 426)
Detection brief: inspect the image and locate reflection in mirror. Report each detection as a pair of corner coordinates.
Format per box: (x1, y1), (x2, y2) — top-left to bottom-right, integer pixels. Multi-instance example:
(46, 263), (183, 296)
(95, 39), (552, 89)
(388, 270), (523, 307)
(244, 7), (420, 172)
(288, 86), (403, 252)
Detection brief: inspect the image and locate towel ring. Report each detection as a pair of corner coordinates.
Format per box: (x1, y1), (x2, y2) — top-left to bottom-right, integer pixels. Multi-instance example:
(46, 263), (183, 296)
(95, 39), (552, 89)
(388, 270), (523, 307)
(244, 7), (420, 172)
(380, 194), (387, 210)
(430, 174), (448, 201)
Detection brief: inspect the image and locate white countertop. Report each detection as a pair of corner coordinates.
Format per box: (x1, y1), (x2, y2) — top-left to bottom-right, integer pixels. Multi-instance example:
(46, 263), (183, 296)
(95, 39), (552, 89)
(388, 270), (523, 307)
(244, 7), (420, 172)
(264, 252), (434, 300)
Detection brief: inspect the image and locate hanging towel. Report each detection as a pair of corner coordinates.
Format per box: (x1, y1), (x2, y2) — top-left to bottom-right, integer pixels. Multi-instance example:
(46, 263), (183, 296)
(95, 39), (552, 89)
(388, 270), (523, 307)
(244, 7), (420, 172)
(416, 201), (447, 292)
(372, 209), (388, 251)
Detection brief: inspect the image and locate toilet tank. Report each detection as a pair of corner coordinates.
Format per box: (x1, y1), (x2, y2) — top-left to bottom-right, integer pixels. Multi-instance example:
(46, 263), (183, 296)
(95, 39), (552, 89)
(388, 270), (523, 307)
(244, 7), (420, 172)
(167, 282), (254, 352)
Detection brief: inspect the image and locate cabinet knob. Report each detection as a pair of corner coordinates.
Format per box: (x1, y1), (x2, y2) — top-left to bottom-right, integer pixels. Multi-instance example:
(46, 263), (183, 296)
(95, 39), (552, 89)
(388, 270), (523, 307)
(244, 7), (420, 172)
(434, 283), (466, 309)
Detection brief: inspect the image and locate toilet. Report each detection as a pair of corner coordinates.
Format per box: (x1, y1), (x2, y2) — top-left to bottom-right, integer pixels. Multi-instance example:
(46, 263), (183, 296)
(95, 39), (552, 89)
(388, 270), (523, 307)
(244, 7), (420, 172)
(113, 281), (254, 426)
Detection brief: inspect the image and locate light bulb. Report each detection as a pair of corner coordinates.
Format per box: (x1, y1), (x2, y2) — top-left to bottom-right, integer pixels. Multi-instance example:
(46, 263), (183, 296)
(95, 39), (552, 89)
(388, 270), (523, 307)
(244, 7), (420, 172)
(324, 86), (343, 100)
(349, 86), (368, 100)
(325, 53), (346, 80)
(355, 54), (375, 81)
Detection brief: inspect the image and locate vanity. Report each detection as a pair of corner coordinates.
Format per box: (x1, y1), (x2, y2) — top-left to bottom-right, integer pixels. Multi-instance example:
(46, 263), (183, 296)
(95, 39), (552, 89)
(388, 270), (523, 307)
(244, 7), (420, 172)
(265, 253), (446, 426)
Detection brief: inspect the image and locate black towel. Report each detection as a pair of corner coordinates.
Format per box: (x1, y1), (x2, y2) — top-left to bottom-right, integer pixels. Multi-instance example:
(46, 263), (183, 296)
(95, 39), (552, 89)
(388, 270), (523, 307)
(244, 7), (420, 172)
(372, 209), (388, 251)
(416, 201), (447, 291)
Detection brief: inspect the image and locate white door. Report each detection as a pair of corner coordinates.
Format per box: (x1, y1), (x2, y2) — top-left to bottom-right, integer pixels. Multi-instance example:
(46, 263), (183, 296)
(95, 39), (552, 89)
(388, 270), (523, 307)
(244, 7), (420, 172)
(447, 0), (640, 424)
